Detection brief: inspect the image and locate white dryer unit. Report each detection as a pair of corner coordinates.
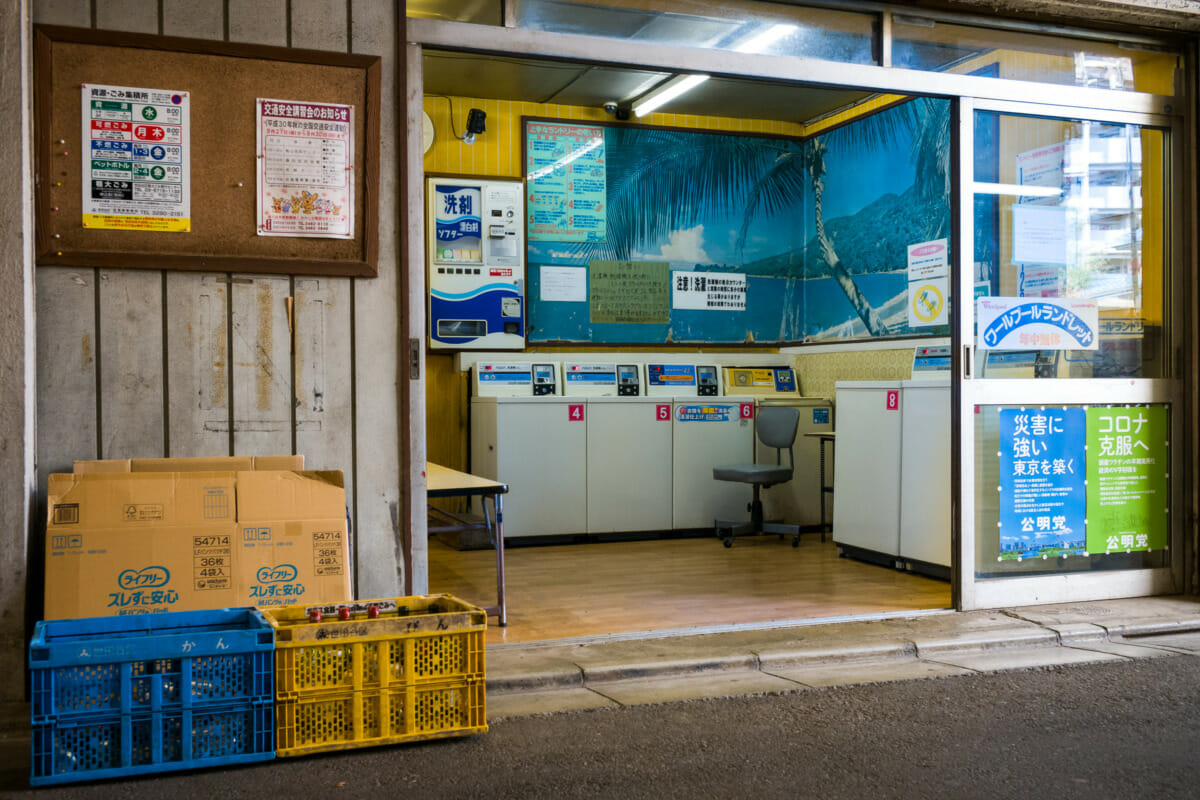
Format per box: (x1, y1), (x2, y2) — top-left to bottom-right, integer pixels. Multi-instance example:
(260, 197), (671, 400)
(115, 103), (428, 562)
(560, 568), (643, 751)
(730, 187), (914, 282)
(898, 378), (951, 573)
(659, 364), (753, 529)
(470, 362), (587, 538)
(832, 381), (903, 565)
(587, 391), (674, 534)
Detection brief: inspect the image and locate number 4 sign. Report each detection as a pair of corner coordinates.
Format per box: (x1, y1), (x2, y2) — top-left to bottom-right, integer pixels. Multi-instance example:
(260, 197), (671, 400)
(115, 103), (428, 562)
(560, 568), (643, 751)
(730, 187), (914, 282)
(568, 404), (584, 421)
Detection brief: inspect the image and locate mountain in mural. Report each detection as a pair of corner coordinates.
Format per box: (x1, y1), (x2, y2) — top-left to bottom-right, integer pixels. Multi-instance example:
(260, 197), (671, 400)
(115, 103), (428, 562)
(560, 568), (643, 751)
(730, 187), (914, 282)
(740, 182), (947, 280)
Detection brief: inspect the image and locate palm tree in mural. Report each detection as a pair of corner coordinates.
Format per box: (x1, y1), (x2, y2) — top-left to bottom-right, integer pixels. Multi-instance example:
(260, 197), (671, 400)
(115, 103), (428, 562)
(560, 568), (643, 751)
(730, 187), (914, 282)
(577, 96), (951, 338)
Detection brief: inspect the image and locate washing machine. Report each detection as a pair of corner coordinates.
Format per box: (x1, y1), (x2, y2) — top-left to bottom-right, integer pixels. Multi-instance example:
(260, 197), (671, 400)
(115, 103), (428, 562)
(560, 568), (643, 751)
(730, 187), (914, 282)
(648, 364), (754, 530)
(580, 364), (674, 534)
(898, 346), (952, 575)
(470, 362), (587, 538)
(832, 380), (903, 566)
(724, 367), (834, 529)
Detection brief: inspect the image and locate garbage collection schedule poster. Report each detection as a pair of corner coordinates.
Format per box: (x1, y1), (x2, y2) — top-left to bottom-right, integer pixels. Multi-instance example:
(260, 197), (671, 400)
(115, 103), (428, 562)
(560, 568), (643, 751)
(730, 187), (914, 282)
(81, 83), (190, 232)
(997, 408), (1086, 560)
(1086, 406), (1169, 553)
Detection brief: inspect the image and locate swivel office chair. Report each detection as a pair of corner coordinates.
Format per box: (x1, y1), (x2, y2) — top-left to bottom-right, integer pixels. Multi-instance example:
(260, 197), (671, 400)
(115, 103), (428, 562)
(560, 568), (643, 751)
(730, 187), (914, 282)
(712, 405), (802, 548)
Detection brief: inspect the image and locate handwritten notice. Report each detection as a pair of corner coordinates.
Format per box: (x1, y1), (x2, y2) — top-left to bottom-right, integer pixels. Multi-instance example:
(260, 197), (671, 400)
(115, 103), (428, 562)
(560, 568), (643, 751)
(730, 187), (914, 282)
(589, 260), (668, 324)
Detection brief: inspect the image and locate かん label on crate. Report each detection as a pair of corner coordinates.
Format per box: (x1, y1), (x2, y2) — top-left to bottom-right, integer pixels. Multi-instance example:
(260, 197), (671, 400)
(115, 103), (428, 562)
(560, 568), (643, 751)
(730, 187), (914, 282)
(192, 533), (232, 590)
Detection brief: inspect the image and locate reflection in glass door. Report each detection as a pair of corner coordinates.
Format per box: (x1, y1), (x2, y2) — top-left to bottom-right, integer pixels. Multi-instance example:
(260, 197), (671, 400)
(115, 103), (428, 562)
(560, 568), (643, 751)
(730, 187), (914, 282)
(956, 100), (1182, 610)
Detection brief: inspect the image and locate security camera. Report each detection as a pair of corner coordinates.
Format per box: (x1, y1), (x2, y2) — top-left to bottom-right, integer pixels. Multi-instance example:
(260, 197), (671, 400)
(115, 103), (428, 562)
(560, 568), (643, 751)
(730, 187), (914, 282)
(603, 101), (618, 115)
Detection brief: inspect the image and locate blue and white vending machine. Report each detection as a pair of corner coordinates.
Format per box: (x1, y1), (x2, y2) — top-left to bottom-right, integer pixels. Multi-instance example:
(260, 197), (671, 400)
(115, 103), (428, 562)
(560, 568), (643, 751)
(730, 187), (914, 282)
(427, 177), (525, 350)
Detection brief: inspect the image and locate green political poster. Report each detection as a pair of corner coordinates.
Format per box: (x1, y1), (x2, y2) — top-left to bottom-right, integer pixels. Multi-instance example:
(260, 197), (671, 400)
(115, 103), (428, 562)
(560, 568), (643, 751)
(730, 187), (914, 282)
(1086, 406), (1168, 553)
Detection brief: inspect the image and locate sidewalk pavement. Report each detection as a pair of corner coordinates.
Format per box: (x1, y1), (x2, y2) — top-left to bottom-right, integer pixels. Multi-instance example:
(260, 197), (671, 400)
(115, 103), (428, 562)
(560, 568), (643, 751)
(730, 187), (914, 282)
(485, 595), (1200, 718)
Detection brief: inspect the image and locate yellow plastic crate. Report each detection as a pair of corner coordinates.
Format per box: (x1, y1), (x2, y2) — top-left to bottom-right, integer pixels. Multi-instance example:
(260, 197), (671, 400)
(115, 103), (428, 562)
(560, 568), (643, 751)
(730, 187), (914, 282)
(263, 595), (487, 757)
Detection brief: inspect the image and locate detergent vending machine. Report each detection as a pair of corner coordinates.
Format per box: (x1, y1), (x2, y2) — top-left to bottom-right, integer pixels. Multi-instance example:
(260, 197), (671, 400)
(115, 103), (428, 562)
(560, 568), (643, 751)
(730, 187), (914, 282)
(427, 177), (524, 350)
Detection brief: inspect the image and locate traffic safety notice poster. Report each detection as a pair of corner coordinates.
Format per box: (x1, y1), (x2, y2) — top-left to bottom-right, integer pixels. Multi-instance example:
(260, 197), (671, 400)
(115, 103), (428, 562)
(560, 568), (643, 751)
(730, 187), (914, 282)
(82, 83), (191, 232)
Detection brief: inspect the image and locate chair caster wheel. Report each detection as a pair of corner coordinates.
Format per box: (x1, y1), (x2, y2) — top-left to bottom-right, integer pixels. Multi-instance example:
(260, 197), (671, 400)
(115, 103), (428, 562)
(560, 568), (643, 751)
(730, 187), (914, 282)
(792, 538), (800, 548)
(723, 538), (733, 548)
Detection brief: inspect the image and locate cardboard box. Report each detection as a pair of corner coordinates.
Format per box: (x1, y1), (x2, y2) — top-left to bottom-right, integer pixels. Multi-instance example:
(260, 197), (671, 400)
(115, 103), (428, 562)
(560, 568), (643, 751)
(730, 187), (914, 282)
(44, 469), (349, 620)
(72, 455), (305, 473)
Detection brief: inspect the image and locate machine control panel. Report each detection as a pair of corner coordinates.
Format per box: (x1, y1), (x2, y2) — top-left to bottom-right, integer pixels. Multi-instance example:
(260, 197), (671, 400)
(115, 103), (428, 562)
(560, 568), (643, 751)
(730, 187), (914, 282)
(562, 363), (618, 396)
(911, 345), (953, 380)
(532, 363), (558, 395)
(696, 365), (720, 396)
(617, 364), (642, 396)
(646, 364), (695, 396)
(723, 367), (798, 395)
(474, 362), (532, 396)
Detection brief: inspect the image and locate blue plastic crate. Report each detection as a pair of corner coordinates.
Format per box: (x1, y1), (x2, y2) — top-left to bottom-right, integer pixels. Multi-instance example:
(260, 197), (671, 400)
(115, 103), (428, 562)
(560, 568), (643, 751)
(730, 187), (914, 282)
(31, 701), (274, 785)
(29, 607), (275, 785)
(30, 607), (274, 722)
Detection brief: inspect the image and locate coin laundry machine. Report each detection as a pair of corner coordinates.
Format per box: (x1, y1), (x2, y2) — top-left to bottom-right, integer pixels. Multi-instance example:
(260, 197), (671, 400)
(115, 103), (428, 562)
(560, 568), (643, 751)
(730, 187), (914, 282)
(647, 364), (755, 530)
(470, 362), (588, 538)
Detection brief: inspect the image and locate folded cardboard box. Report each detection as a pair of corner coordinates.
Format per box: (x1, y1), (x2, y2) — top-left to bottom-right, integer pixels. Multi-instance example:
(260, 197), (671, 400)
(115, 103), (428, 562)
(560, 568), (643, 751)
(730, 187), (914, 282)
(73, 455), (305, 473)
(44, 466), (349, 620)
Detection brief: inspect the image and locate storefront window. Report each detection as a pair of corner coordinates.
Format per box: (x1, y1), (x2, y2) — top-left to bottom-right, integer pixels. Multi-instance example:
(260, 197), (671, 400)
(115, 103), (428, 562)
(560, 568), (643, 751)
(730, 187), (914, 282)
(514, 0), (876, 65)
(973, 113), (1168, 379)
(974, 404), (1171, 578)
(893, 16), (1179, 94)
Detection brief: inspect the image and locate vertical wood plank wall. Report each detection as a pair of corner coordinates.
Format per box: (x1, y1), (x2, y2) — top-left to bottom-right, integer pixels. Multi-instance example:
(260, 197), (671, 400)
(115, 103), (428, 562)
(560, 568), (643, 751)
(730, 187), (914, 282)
(32, 0), (404, 599)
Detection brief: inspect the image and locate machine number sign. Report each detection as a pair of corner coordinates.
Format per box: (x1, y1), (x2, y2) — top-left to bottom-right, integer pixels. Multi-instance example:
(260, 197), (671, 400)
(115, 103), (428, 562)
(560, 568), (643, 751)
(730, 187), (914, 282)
(568, 404), (584, 421)
(886, 390), (900, 410)
(656, 404), (671, 421)
(740, 403), (754, 419)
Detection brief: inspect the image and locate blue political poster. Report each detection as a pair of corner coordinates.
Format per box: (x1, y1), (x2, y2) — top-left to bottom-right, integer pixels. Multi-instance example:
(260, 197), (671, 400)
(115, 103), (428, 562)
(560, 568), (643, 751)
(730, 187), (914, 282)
(998, 408), (1087, 561)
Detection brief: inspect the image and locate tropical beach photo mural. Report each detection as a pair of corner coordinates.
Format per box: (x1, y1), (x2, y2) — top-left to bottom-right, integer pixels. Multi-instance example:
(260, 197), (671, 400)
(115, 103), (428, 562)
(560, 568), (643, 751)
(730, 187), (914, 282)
(524, 96), (953, 344)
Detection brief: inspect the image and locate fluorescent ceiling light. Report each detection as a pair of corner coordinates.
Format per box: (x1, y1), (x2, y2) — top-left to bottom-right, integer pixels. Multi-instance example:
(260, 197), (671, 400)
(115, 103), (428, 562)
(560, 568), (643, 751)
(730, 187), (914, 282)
(631, 23), (797, 117)
(633, 74), (710, 117)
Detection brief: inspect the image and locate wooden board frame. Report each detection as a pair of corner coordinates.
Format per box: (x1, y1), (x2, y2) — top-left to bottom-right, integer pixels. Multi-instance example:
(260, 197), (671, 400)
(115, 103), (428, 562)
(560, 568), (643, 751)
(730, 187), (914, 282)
(34, 25), (381, 278)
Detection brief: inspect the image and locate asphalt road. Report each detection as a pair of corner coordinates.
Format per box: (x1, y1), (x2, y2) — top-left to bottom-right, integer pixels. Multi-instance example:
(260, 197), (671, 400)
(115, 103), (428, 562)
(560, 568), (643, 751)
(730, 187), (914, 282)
(5, 653), (1198, 799)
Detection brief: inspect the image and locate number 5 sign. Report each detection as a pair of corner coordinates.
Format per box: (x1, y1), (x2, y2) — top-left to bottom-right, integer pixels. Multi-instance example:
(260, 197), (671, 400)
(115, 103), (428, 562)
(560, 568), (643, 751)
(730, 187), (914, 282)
(656, 404), (671, 421)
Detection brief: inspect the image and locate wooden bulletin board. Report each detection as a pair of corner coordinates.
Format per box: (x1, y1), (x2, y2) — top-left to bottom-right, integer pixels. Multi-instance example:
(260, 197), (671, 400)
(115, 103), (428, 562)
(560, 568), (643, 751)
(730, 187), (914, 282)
(34, 25), (381, 277)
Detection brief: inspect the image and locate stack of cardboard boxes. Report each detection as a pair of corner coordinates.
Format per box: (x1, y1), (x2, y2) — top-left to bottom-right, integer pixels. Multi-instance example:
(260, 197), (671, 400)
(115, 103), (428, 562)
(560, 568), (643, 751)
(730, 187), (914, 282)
(43, 456), (353, 620)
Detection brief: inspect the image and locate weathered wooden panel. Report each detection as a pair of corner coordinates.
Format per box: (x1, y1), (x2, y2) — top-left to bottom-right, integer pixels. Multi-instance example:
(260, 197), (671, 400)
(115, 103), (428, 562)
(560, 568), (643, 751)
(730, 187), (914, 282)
(162, 0), (224, 40)
(165, 273), (230, 457)
(293, 0), (347, 52)
(97, 270), (166, 458)
(351, 0), (403, 598)
(95, 0), (158, 34)
(35, 268), (97, 483)
(32, 0), (91, 26)
(231, 275), (293, 456)
(227, 0), (287, 46)
(294, 278), (355, 486)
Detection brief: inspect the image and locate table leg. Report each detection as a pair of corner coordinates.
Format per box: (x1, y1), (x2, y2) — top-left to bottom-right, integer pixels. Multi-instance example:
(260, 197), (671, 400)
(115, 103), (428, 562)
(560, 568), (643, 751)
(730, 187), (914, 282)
(493, 493), (507, 627)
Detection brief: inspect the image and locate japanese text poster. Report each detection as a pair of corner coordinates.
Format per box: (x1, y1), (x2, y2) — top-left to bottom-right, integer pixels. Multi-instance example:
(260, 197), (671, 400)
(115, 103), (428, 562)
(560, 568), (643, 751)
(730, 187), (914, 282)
(672, 271), (747, 311)
(432, 184), (482, 263)
(526, 122), (606, 243)
(82, 83), (190, 232)
(1086, 406), (1168, 553)
(258, 99), (354, 238)
(998, 408), (1086, 561)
